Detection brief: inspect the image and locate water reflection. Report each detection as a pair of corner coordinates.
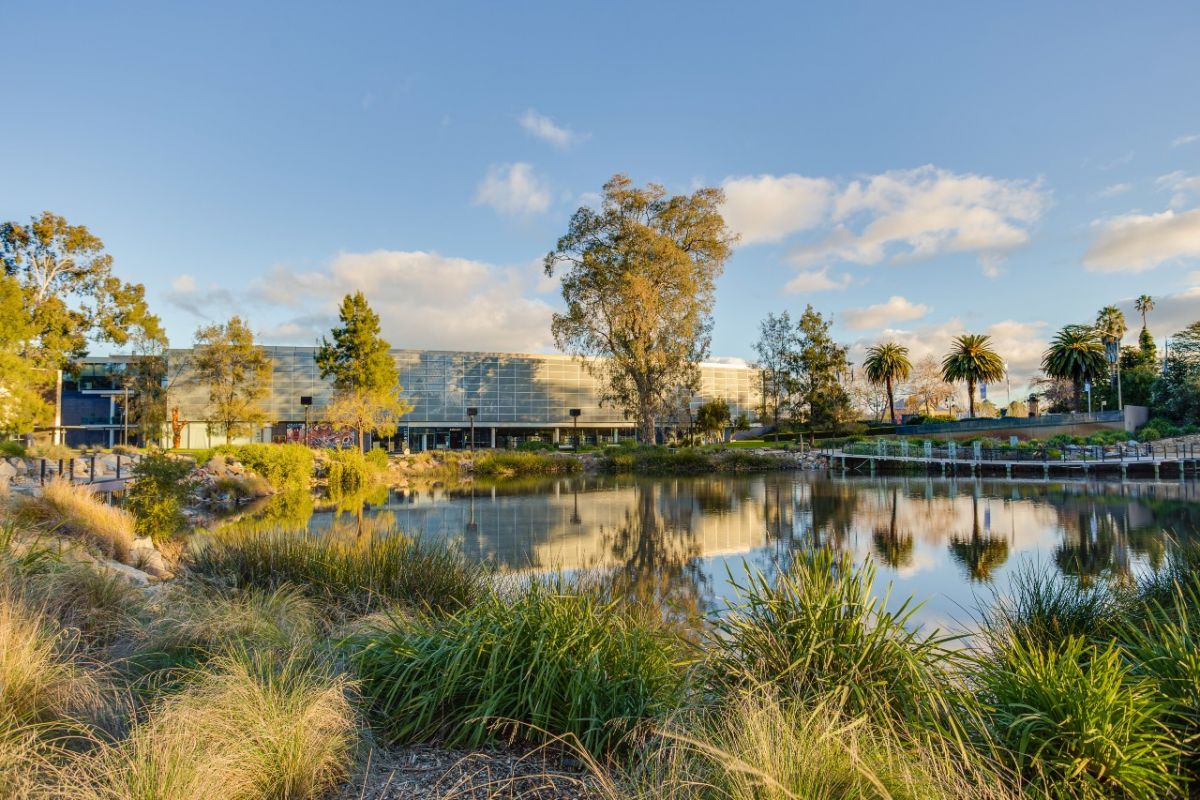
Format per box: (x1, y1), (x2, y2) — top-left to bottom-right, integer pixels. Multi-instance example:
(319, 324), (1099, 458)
(219, 473), (1200, 628)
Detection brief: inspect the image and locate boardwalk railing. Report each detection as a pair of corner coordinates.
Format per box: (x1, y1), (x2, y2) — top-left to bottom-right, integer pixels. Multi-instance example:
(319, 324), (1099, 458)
(28, 454), (131, 486)
(837, 439), (1199, 465)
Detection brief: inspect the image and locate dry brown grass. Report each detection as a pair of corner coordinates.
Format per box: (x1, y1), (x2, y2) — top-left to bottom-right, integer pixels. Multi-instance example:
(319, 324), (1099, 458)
(15, 480), (135, 562)
(67, 655), (358, 800)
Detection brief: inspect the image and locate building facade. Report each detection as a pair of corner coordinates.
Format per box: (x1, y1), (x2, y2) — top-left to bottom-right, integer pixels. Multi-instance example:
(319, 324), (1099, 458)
(63, 347), (761, 450)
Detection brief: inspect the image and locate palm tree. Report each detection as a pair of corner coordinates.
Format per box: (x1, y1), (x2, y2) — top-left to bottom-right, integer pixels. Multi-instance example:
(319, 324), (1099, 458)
(940, 334), (1005, 418)
(1095, 306), (1127, 347)
(1041, 324), (1108, 412)
(1134, 294), (1155, 330)
(863, 342), (912, 424)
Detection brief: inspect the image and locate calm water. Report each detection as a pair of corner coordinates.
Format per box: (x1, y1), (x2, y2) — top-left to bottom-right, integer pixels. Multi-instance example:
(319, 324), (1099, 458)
(238, 473), (1200, 631)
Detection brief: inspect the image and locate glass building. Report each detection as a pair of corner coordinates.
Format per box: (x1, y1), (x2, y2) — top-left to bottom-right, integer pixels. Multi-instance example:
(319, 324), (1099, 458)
(162, 347), (761, 450)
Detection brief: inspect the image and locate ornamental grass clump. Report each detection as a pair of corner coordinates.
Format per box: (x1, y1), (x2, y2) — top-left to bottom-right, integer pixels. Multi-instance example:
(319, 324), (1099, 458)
(68, 654), (357, 800)
(1119, 572), (1200, 780)
(186, 529), (488, 614)
(618, 688), (1014, 800)
(707, 550), (960, 736)
(472, 451), (582, 478)
(979, 563), (1116, 652)
(345, 580), (688, 755)
(978, 635), (1180, 799)
(15, 478), (135, 562)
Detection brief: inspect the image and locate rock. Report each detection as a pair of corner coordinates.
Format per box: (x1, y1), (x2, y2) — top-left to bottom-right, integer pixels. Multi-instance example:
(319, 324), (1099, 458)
(128, 536), (174, 580)
(94, 558), (154, 586)
(0, 461), (15, 484)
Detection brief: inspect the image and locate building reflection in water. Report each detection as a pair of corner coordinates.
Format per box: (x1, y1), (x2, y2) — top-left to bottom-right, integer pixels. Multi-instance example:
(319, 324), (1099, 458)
(227, 473), (1200, 624)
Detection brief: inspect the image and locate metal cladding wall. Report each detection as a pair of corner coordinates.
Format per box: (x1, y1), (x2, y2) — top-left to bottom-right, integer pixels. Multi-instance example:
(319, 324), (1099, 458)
(164, 347), (760, 429)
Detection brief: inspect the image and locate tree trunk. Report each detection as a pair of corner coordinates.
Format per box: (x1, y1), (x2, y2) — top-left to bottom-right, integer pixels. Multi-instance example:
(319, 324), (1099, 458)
(639, 413), (656, 446)
(886, 376), (896, 424)
(1073, 381), (1082, 413)
(967, 380), (976, 418)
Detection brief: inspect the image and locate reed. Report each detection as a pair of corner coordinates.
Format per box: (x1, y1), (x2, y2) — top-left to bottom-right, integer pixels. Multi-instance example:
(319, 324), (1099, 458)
(15, 479), (135, 562)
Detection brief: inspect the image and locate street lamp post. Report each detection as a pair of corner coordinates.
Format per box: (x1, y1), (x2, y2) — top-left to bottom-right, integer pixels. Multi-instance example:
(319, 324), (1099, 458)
(569, 408), (581, 450)
(467, 407), (478, 452)
(300, 396), (313, 446)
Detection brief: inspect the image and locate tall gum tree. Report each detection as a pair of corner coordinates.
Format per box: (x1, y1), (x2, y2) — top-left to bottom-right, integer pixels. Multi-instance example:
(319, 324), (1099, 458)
(544, 175), (735, 444)
(191, 316), (271, 444)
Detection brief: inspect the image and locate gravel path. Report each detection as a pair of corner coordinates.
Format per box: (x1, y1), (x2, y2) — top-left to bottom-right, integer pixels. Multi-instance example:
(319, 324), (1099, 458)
(340, 744), (611, 800)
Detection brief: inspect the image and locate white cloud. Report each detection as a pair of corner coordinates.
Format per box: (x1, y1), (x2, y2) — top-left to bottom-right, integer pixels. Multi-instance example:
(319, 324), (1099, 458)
(1083, 208), (1200, 272)
(473, 163), (552, 216)
(163, 273), (237, 319)
(1156, 171), (1200, 208)
(1117, 285), (1200, 342)
(720, 173), (833, 244)
(1095, 182), (1132, 199)
(790, 166), (1046, 268)
(518, 109), (583, 149)
(252, 250), (557, 352)
(841, 296), (929, 331)
(783, 266), (852, 293)
(1172, 133), (1200, 147)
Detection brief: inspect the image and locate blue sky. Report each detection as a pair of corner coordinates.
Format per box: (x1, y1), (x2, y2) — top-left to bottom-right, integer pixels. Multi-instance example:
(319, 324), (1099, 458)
(5, 2), (1199, 388)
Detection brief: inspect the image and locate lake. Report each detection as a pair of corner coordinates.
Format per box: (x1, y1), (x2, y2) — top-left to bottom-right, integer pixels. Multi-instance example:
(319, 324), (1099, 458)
(246, 473), (1200, 632)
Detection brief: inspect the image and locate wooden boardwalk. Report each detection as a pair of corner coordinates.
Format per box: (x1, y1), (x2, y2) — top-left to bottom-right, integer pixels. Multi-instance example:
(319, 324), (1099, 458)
(827, 450), (1200, 480)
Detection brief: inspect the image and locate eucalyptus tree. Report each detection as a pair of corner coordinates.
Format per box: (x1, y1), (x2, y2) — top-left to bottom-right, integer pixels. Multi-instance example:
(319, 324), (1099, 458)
(754, 311), (798, 435)
(1041, 325), (1108, 412)
(545, 174), (736, 443)
(941, 334), (1005, 418)
(191, 316), (271, 444)
(863, 342), (912, 424)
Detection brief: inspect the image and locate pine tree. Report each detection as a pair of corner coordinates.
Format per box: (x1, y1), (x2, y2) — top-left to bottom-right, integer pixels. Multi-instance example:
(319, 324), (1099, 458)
(316, 292), (412, 451)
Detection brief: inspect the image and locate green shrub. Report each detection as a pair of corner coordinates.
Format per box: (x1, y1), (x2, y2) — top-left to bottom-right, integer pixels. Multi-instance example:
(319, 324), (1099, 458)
(124, 453), (197, 540)
(0, 440), (25, 457)
(365, 446), (388, 470)
(322, 447), (382, 496)
(215, 444), (314, 494)
(1120, 573), (1200, 778)
(346, 580), (687, 755)
(979, 636), (1180, 799)
(515, 439), (557, 452)
(186, 530), (487, 614)
(708, 551), (959, 734)
(472, 451), (582, 478)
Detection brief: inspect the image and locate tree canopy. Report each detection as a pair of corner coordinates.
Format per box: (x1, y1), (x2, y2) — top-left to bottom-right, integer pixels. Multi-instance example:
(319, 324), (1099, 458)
(863, 342), (912, 424)
(941, 334), (1005, 418)
(545, 174), (735, 443)
(191, 316), (271, 444)
(316, 292), (411, 449)
(1041, 324), (1108, 412)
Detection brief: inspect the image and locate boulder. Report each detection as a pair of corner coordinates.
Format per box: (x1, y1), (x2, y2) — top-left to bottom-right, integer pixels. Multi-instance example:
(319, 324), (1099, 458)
(128, 536), (174, 580)
(94, 558), (154, 587)
(0, 461), (16, 484)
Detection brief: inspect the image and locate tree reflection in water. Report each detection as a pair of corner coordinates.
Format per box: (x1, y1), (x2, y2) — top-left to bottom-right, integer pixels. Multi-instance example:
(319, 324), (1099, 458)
(872, 487), (914, 570)
(593, 483), (711, 631)
(948, 493), (1010, 582)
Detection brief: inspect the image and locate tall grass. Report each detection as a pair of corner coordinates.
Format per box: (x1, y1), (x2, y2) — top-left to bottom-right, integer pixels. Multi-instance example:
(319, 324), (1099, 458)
(346, 580), (688, 755)
(1119, 571), (1200, 780)
(185, 529), (488, 614)
(471, 451), (582, 478)
(135, 584), (321, 673)
(15, 479), (135, 562)
(707, 551), (961, 736)
(979, 563), (1116, 652)
(978, 635), (1180, 799)
(615, 688), (1015, 800)
(68, 654), (357, 800)
(0, 593), (101, 729)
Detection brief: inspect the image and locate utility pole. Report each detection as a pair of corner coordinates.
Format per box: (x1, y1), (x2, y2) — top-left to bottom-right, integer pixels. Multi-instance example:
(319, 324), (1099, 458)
(569, 408), (581, 450)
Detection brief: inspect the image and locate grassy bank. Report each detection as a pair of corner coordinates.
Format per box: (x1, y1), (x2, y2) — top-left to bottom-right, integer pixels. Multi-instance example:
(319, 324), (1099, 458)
(602, 445), (792, 474)
(4, 496), (1200, 798)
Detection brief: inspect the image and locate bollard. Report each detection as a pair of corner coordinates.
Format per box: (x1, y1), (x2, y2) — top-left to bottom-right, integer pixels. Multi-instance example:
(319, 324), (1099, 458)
(91, 454), (96, 484)
(115, 455), (121, 481)
(40, 459), (46, 486)
(69, 458), (74, 482)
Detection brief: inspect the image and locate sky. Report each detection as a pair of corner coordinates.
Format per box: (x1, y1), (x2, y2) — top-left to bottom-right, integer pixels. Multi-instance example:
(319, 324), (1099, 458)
(5, 2), (1200, 392)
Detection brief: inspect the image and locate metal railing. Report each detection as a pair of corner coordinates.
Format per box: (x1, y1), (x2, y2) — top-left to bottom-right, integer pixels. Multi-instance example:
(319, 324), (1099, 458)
(26, 455), (130, 486)
(836, 439), (1199, 464)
